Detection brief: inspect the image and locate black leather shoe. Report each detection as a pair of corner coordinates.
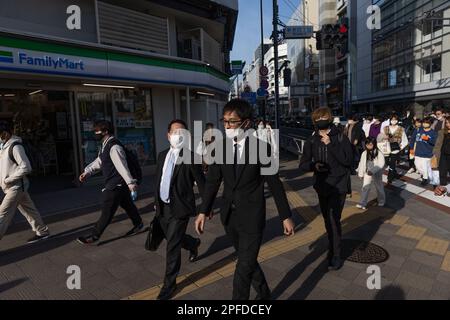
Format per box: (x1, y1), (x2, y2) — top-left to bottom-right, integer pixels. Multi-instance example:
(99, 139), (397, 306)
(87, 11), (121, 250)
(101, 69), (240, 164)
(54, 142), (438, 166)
(189, 238), (201, 262)
(125, 222), (144, 237)
(77, 235), (99, 245)
(157, 285), (177, 300)
(328, 256), (344, 271)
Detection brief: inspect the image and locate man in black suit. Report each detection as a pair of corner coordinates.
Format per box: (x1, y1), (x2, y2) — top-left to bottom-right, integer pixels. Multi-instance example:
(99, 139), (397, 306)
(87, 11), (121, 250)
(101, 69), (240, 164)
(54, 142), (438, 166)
(195, 99), (295, 300)
(154, 119), (205, 300)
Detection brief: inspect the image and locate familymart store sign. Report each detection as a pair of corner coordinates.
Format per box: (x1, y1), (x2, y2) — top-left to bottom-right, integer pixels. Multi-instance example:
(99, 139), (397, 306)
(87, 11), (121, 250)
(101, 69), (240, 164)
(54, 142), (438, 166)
(0, 47), (108, 77)
(0, 38), (230, 92)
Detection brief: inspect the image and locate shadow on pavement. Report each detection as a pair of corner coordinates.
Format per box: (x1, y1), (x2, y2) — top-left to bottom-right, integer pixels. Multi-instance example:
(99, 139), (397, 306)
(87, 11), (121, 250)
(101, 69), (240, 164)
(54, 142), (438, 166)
(0, 278), (28, 293)
(374, 285), (406, 300)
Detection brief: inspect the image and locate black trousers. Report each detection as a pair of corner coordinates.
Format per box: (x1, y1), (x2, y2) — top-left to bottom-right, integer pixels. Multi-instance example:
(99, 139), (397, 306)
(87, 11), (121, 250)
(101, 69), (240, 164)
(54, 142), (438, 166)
(318, 193), (346, 259)
(387, 153), (400, 182)
(225, 211), (270, 300)
(440, 154), (450, 186)
(93, 185), (142, 238)
(159, 202), (197, 288)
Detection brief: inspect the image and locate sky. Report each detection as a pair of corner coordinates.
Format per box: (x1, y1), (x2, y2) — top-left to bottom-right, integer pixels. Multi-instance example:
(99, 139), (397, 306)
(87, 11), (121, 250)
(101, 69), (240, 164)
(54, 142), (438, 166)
(230, 0), (302, 67)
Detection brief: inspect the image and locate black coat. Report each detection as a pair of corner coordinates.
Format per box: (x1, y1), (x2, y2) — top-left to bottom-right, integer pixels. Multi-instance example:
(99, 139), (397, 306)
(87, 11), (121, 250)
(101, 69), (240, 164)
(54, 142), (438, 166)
(299, 126), (353, 195)
(155, 148), (205, 219)
(199, 138), (292, 234)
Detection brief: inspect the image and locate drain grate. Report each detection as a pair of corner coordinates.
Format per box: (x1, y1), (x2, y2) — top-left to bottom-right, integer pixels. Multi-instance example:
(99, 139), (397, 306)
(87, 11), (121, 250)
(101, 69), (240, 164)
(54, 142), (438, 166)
(341, 239), (389, 264)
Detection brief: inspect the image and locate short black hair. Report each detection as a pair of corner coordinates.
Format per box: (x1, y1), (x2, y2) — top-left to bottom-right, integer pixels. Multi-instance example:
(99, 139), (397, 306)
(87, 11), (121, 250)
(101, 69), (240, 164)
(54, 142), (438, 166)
(168, 119), (187, 132)
(0, 120), (13, 133)
(94, 120), (114, 134)
(223, 99), (253, 120)
(423, 116), (434, 124)
(205, 122), (214, 128)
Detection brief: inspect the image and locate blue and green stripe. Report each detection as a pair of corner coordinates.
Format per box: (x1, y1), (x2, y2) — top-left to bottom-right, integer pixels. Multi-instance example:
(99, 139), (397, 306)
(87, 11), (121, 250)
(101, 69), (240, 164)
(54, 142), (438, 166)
(0, 50), (13, 63)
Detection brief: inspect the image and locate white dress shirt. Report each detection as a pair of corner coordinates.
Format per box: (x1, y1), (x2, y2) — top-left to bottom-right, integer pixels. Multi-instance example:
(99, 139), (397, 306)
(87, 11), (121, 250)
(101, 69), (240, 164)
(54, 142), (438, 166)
(159, 147), (181, 203)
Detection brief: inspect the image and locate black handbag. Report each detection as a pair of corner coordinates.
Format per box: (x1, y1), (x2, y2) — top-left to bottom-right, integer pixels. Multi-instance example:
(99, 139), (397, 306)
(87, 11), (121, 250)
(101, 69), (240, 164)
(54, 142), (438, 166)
(390, 142), (400, 152)
(145, 215), (165, 251)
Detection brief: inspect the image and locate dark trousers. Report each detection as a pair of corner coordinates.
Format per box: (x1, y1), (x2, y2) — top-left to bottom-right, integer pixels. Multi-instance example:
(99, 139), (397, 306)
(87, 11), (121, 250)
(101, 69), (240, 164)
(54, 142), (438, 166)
(440, 154), (450, 186)
(387, 153), (400, 182)
(93, 185), (142, 238)
(159, 202), (197, 288)
(225, 211), (270, 300)
(318, 193), (346, 258)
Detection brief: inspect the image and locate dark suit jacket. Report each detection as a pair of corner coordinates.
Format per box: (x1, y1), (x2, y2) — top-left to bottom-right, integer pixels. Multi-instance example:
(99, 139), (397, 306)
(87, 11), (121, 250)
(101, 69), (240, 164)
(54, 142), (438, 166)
(199, 138), (292, 234)
(155, 148), (205, 219)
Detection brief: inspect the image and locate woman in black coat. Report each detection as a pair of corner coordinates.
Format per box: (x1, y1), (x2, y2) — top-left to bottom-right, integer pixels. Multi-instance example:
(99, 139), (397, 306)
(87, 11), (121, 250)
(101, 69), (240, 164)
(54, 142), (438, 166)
(299, 107), (354, 270)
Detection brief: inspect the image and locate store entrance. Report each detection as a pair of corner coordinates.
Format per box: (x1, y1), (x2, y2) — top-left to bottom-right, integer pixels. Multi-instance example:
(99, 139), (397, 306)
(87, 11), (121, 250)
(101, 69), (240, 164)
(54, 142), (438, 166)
(0, 89), (76, 194)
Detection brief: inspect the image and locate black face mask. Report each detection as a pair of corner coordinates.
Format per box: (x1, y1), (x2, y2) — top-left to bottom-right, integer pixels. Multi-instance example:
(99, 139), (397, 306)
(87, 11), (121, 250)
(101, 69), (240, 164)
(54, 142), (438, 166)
(94, 133), (105, 141)
(315, 120), (332, 130)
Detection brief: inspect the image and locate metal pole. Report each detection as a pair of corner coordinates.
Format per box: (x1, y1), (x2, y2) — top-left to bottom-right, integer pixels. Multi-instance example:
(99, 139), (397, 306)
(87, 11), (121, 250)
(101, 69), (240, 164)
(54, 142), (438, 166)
(272, 0), (280, 129)
(260, 0), (266, 120)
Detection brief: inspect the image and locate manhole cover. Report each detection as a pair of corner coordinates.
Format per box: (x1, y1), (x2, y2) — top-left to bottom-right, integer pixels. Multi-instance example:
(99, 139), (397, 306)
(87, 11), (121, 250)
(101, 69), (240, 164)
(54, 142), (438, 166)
(341, 239), (389, 264)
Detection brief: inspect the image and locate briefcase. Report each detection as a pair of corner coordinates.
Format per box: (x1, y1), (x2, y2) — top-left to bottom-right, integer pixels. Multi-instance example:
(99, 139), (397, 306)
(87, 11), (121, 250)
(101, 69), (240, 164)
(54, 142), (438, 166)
(145, 215), (165, 251)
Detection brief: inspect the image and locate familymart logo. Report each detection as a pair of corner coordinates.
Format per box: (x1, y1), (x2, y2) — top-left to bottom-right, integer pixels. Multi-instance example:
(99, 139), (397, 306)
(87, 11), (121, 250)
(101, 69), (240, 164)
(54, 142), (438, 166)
(0, 51), (14, 64)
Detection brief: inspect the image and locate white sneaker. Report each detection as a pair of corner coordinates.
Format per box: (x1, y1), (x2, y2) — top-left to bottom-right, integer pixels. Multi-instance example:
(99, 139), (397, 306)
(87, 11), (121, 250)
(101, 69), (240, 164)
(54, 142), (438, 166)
(356, 204), (367, 210)
(407, 168), (415, 174)
(378, 203), (385, 207)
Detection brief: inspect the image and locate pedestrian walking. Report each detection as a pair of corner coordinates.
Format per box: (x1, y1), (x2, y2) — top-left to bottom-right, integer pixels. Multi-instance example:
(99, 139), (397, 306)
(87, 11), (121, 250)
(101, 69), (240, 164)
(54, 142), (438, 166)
(299, 107), (353, 271)
(407, 119), (422, 174)
(368, 115), (382, 140)
(378, 114), (408, 184)
(153, 119), (205, 300)
(356, 137), (386, 210)
(434, 116), (450, 196)
(0, 120), (50, 243)
(77, 120), (143, 245)
(410, 117), (438, 186)
(195, 99), (295, 300)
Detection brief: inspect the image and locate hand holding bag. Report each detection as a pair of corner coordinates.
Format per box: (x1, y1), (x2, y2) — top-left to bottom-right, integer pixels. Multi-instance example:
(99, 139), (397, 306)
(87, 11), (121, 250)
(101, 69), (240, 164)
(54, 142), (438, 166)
(378, 140), (391, 156)
(145, 215), (165, 251)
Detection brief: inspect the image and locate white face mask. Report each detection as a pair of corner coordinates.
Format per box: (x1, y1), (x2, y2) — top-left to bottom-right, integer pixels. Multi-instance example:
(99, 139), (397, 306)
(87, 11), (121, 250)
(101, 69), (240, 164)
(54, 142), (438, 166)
(169, 134), (184, 149)
(258, 124), (264, 130)
(225, 128), (244, 140)
(390, 120), (398, 126)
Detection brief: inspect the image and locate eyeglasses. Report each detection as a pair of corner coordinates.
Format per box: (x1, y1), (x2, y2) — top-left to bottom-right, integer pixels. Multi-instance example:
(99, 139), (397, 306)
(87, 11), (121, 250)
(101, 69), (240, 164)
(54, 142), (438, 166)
(220, 118), (243, 127)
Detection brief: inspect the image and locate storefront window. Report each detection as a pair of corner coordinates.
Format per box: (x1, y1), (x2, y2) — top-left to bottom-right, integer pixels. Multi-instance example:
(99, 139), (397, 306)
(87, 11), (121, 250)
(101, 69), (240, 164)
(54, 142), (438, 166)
(112, 89), (156, 166)
(0, 90), (76, 193)
(77, 92), (112, 167)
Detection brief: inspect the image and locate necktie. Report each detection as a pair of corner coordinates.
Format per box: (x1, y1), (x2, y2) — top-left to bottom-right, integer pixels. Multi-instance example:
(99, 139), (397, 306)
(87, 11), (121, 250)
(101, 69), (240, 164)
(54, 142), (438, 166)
(234, 143), (239, 179)
(160, 150), (176, 203)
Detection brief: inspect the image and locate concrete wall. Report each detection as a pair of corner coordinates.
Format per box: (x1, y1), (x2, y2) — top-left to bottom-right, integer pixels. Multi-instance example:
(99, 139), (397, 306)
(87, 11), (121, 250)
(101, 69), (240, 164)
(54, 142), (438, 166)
(0, 0), (98, 42)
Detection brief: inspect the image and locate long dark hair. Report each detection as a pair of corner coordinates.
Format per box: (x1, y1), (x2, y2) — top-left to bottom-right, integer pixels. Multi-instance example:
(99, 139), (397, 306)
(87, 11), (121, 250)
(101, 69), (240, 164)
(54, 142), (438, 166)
(365, 136), (378, 161)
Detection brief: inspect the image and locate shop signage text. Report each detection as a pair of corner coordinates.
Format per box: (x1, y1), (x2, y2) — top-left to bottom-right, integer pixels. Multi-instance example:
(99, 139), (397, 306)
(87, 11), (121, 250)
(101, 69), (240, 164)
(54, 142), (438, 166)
(18, 52), (85, 71)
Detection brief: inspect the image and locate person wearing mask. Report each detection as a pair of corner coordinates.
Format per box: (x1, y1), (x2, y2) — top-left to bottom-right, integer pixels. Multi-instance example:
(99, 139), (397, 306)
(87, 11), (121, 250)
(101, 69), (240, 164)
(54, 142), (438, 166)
(0, 121), (50, 243)
(256, 120), (269, 143)
(369, 115), (383, 140)
(362, 115), (375, 138)
(379, 114), (408, 184)
(299, 107), (353, 271)
(77, 120), (143, 245)
(356, 137), (386, 210)
(407, 119), (422, 174)
(195, 99), (295, 300)
(381, 113), (391, 133)
(434, 116), (450, 196)
(154, 119), (205, 300)
(410, 117), (437, 186)
(432, 108), (445, 132)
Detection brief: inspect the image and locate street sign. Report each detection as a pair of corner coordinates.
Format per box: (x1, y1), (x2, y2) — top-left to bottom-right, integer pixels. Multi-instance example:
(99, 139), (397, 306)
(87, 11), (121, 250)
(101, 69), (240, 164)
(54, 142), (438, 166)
(231, 60), (243, 75)
(241, 92), (257, 105)
(284, 26), (314, 39)
(260, 79), (269, 90)
(259, 66), (269, 77)
(257, 88), (268, 97)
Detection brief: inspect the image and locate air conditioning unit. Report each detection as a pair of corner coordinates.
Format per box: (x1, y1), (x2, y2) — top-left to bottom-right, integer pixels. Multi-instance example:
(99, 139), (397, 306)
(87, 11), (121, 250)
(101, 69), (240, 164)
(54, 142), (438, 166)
(183, 38), (202, 61)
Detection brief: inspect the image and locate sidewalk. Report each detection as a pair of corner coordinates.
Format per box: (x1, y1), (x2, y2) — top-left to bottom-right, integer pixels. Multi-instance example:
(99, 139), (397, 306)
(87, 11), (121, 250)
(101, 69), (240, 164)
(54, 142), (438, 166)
(1, 155), (449, 300)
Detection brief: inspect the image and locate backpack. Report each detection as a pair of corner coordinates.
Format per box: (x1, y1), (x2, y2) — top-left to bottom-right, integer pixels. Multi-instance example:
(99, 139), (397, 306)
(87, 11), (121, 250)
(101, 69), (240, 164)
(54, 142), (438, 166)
(110, 140), (143, 185)
(8, 141), (35, 170)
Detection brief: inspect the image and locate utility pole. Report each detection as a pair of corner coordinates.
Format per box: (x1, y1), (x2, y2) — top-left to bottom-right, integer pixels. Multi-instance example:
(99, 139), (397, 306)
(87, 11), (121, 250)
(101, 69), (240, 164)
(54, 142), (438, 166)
(272, 0), (280, 129)
(260, 0), (266, 120)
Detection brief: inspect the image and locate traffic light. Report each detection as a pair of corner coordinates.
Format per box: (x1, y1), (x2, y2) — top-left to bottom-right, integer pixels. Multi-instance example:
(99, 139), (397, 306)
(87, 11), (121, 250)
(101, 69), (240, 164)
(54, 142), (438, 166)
(283, 68), (292, 87)
(316, 20), (348, 52)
